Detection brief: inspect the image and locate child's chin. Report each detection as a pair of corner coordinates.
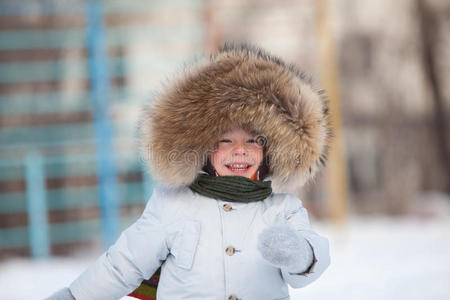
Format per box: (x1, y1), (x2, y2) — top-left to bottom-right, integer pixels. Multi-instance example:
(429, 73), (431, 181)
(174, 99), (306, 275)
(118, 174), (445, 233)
(223, 167), (253, 178)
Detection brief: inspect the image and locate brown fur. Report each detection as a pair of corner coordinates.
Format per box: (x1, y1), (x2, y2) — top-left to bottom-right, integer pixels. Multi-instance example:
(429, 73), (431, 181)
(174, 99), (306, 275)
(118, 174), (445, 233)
(139, 43), (332, 193)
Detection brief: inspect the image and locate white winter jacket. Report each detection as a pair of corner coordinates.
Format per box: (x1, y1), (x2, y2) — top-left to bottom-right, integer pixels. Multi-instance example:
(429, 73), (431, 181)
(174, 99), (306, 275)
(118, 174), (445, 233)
(70, 186), (330, 300)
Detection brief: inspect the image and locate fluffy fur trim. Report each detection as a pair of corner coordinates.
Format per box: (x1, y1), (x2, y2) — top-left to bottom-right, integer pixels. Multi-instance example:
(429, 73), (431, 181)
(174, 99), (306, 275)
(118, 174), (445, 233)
(139, 43), (332, 193)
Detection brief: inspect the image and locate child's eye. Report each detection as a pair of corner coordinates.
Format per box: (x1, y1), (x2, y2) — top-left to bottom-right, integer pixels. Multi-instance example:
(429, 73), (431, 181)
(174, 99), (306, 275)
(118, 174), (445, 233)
(219, 139), (232, 143)
(247, 139), (256, 143)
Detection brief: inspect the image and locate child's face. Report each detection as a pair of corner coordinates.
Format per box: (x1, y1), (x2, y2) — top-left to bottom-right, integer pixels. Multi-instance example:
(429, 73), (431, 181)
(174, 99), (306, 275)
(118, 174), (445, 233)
(209, 127), (263, 178)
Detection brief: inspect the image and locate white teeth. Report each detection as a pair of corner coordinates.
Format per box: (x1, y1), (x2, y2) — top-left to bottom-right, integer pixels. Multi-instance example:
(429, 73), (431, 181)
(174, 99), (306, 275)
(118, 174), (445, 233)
(226, 163), (250, 171)
(227, 164), (249, 168)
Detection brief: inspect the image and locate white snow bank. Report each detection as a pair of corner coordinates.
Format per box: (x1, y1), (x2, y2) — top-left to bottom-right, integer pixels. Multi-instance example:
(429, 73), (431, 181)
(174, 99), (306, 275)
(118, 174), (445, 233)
(1, 216), (449, 300)
(290, 215), (450, 300)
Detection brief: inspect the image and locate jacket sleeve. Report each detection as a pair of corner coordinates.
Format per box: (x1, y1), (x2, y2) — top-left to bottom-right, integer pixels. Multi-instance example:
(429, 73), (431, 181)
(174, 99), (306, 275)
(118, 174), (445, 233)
(69, 187), (169, 300)
(280, 194), (330, 288)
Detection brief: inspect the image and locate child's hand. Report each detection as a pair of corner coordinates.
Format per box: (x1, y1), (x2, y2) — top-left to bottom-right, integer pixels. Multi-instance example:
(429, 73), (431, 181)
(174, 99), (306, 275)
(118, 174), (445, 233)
(257, 224), (314, 274)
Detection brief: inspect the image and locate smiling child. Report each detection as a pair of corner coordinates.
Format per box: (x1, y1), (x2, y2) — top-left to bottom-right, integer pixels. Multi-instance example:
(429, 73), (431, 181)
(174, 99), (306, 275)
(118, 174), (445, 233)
(47, 43), (332, 300)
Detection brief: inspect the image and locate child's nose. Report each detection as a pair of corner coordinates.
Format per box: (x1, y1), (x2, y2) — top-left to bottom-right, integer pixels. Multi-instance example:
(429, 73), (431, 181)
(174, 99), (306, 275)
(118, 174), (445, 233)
(232, 142), (247, 156)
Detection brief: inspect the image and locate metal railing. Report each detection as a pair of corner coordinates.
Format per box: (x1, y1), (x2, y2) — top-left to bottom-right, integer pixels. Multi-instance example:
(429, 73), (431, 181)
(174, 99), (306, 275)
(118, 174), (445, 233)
(0, 0), (204, 258)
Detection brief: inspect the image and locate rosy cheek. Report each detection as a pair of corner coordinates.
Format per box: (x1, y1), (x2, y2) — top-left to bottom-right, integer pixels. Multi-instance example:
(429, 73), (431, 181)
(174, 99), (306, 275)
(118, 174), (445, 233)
(210, 150), (226, 167)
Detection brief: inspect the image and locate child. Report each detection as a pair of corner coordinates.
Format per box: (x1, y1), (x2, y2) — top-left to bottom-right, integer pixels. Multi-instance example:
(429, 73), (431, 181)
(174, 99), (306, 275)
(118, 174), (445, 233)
(48, 43), (332, 300)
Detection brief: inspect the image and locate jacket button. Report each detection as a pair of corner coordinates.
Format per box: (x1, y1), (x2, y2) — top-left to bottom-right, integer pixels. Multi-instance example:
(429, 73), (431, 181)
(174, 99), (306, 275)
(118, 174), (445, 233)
(223, 204), (232, 211)
(228, 295), (238, 300)
(225, 246), (235, 256)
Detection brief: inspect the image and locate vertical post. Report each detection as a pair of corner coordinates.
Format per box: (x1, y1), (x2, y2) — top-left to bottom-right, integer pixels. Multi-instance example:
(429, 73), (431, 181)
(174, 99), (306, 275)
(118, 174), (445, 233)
(25, 150), (50, 259)
(203, 0), (222, 53)
(86, 0), (120, 249)
(416, 0), (450, 193)
(141, 164), (154, 201)
(315, 0), (349, 224)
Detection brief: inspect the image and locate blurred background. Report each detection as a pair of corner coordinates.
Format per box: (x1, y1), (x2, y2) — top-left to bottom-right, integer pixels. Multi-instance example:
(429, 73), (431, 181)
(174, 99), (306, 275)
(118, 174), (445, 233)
(0, 0), (449, 299)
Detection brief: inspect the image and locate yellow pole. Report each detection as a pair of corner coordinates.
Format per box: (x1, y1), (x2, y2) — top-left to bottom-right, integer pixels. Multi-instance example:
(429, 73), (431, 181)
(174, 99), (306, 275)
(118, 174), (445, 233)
(315, 0), (349, 225)
(203, 0), (222, 53)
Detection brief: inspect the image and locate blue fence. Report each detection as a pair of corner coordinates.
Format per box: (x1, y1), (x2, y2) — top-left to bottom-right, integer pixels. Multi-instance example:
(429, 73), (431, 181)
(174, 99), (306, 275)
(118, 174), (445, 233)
(0, 0), (205, 258)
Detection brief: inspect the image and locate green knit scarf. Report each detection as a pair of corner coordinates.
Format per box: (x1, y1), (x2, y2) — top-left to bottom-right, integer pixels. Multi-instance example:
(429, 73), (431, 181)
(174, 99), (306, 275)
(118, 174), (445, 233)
(189, 173), (272, 202)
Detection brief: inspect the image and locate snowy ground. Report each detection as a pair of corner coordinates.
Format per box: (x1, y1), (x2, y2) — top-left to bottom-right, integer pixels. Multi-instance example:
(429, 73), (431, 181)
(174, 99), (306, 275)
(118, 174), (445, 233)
(1, 215), (449, 300)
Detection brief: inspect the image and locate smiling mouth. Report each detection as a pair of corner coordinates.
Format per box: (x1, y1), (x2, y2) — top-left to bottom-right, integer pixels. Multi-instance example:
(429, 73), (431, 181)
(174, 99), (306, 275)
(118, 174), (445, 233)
(225, 163), (252, 172)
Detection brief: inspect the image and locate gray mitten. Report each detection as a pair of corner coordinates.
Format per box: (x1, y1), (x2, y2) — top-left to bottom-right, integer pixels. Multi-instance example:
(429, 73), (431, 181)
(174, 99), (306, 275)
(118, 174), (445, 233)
(44, 287), (76, 300)
(257, 223), (314, 274)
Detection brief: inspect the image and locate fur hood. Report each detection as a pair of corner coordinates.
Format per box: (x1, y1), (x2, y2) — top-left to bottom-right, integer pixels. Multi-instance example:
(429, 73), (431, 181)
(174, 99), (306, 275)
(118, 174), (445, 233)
(139, 44), (332, 193)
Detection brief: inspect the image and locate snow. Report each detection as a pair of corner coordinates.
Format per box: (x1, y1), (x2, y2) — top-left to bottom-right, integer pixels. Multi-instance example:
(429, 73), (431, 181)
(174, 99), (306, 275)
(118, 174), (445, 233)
(290, 216), (450, 300)
(1, 216), (449, 300)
